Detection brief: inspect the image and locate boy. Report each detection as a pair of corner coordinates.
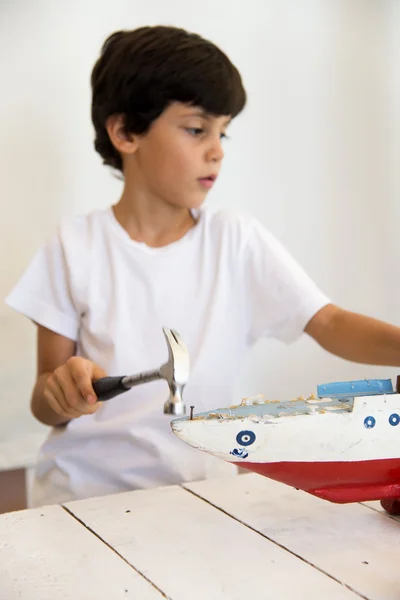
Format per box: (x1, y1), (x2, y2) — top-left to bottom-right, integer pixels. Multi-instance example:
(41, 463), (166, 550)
(6, 26), (400, 507)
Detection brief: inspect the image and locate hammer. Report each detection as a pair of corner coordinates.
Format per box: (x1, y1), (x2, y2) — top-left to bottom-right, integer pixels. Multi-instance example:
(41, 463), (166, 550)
(92, 327), (189, 415)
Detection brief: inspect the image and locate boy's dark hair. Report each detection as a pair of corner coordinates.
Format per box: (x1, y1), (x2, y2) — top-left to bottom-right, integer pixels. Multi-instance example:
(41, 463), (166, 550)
(91, 26), (246, 171)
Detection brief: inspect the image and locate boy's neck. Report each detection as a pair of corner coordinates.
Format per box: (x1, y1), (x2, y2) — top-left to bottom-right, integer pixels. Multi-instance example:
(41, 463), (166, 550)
(112, 188), (197, 248)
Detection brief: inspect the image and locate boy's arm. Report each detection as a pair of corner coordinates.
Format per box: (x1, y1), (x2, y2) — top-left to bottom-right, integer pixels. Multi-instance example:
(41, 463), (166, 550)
(305, 304), (400, 366)
(32, 326), (77, 427)
(32, 326), (105, 427)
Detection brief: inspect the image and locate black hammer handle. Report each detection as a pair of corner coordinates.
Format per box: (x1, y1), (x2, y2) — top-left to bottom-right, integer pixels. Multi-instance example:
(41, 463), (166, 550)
(93, 369), (162, 402)
(93, 376), (130, 401)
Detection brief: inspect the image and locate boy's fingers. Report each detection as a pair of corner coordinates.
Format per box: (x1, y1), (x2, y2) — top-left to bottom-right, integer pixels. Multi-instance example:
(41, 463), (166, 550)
(83, 402), (100, 414)
(45, 376), (82, 419)
(67, 358), (98, 405)
(56, 372), (91, 415)
(46, 387), (98, 419)
(89, 363), (107, 403)
(91, 364), (108, 381)
(86, 362), (108, 403)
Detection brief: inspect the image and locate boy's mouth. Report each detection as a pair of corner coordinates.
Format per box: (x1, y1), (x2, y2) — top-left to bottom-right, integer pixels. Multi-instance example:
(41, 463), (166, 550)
(198, 174), (217, 189)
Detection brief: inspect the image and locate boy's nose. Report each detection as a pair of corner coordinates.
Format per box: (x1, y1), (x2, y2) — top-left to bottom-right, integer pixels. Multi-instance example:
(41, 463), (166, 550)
(206, 138), (225, 163)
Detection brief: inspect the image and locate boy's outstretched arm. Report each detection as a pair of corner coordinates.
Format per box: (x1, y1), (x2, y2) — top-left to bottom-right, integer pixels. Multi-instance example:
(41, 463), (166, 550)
(305, 304), (400, 366)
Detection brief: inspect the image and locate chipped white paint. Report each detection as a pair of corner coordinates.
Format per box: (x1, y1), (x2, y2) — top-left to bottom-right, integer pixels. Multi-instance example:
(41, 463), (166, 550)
(171, 393), (400, 462)
(0, 504), (163, 600)
(185, 474), (400, 600)
(65, 485), (359, 600)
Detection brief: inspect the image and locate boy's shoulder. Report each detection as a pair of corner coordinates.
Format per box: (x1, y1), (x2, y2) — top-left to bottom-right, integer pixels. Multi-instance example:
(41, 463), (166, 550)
(52, 208), (113, 253)
(203, 207), (261, 234)
(50, 208), (110, 267)
(57, 208), (106, 237)
(203, 207), (271, 247)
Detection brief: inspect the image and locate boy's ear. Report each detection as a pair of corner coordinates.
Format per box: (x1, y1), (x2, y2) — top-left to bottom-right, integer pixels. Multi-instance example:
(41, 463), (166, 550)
(105, 114), (139, 155)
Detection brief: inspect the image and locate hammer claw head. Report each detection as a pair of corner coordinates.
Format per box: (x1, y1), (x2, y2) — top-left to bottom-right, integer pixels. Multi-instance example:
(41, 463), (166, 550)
(161, 327), (190, 386)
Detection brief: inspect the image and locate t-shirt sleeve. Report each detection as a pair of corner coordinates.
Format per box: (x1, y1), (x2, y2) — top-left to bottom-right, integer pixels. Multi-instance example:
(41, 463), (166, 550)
(244, 219), (331, 344)
(5, 230), (79, 341)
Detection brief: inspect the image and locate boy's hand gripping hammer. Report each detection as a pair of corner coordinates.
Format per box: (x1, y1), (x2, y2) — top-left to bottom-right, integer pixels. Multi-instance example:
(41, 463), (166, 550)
(93, 327), (189, 415)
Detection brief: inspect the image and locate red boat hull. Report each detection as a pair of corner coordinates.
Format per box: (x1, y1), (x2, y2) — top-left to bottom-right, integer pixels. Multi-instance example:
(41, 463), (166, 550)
(234, 457), (400, 507)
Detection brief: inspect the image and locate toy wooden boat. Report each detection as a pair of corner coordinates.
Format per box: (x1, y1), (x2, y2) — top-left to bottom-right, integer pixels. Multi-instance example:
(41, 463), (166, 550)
(171, 378), (400, 515)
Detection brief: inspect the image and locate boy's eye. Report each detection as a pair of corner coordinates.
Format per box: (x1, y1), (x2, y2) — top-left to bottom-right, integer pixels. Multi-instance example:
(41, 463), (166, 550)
(186, 127), (204, 136)
(185, 128), (230, 140)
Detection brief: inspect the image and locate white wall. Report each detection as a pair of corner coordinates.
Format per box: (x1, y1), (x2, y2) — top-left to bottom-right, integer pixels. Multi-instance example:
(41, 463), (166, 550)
(0, 0), (399, 454)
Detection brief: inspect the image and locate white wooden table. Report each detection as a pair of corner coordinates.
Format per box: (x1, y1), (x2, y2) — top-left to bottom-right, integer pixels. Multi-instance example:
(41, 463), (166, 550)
(1, 473), (399, 600)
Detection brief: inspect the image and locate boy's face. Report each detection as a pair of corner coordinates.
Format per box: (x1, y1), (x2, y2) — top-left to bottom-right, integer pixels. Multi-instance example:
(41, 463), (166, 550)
(126, 102), (231, 209)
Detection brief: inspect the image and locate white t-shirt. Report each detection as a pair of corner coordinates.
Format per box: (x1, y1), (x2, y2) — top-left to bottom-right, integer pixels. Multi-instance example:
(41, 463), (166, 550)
(5, 207), (330, 506)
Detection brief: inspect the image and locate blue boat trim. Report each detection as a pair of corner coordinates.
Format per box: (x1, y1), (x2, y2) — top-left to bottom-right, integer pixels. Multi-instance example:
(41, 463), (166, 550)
(317, 379), (395, 398)
(170, 378), (398, 426)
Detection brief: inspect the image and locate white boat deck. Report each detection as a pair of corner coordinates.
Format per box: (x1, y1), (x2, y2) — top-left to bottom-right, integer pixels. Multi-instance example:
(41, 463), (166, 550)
(188, 395), (354, 421)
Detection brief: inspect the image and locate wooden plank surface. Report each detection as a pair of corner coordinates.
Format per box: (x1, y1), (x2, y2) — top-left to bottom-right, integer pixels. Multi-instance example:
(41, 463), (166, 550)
(362, 500), (400, 522)
(0, 504), (164, 600)
(66, 484), (360, 600)
(184, 474), (400, 600)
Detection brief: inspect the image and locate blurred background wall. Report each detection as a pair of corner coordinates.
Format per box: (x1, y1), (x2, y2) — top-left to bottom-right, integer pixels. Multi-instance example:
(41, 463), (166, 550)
(0, 0), (399, 473)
